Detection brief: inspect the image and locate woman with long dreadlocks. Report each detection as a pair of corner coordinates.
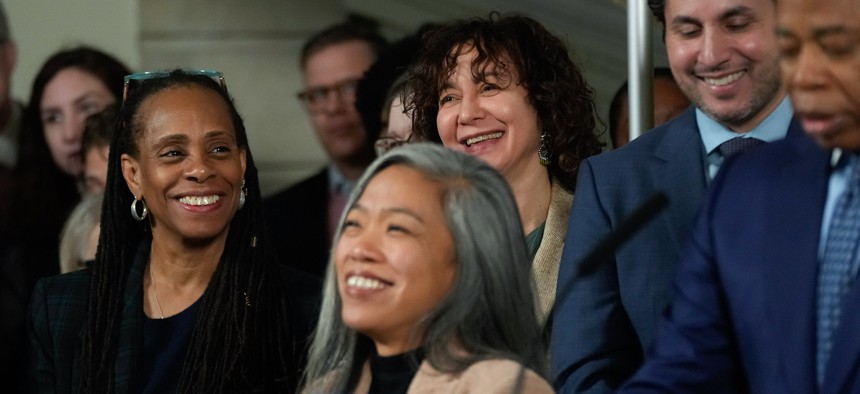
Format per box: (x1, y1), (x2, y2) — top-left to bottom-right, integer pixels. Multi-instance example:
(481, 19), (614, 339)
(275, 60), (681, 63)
(28, 69), (320, 392)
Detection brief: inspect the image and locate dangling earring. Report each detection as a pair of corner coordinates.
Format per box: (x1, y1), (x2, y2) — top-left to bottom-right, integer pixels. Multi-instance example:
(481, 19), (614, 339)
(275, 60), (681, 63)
(131, 197), (148, 221)
(539, 132), (552, 166)
(238, 179), (247, 209)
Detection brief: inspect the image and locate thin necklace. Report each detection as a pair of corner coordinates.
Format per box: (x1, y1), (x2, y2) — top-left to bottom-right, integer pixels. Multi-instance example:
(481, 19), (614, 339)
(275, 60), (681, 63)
(149, 264), (166, 319)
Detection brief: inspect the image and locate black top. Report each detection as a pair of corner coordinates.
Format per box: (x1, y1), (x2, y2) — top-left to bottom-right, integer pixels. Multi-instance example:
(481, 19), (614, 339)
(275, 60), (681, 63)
(139, 298), (201, 393)
(368, 348), (425, 394)
(263, 168), (329, 278)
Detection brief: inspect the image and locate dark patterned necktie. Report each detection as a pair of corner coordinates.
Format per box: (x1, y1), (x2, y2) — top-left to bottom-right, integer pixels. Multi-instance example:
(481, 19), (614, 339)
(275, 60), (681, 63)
(716, 137), (766, 160)
(817, 154), (860, 385)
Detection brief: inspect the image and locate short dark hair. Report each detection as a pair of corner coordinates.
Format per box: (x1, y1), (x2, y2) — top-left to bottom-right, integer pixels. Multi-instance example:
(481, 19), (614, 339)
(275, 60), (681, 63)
(354, 23), (436, 143)
(300, 19), (388, 70)
(648, 0), (667, 26)
(608, 67), (676, 146)
(81, 105), (117, 163)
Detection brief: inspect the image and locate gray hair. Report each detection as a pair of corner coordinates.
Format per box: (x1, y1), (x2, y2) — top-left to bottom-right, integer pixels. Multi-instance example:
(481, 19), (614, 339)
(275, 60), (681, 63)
(58, 193), (102, 273)
(301, 143), (545, 392)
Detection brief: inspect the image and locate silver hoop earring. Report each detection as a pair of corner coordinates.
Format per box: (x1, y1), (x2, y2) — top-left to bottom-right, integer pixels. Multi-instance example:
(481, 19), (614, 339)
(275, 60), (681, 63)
(131, 197), (148, 221)
(539, 132), (552, 166)
(238, 179), (247, 209)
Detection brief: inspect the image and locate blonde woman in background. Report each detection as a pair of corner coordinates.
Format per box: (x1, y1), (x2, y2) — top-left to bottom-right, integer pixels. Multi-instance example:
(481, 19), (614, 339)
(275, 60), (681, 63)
(58, 193), (102, 273)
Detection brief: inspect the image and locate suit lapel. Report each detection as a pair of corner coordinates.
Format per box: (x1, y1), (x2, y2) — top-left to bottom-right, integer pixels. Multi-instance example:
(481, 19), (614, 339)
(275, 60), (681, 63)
(650, 108), (707, 252)
(763, 129), (828, 393)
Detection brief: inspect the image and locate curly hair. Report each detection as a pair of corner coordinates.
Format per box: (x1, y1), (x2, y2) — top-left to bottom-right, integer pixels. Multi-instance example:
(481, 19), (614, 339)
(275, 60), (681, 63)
(407, 12), (603, 191)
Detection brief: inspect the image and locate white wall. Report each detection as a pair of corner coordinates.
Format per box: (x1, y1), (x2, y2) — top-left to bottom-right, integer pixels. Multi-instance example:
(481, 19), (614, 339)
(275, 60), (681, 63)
(5, 0), (139, 101)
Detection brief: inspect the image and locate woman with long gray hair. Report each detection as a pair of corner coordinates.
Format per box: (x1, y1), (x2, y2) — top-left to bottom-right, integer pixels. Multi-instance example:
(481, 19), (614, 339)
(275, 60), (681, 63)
(301, 143), (552, 393)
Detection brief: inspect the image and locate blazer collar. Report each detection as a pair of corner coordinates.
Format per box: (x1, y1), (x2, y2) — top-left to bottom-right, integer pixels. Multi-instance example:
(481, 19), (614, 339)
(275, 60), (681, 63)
(651, 107), (708, 251)
(533, 180), (573, 327)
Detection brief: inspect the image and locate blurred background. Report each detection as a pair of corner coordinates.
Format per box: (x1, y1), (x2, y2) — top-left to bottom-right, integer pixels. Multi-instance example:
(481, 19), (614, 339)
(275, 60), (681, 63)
(7, 0), (667, 196)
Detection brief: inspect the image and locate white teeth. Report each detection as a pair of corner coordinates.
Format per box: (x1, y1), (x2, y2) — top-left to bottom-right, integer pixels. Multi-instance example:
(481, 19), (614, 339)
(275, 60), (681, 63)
(179, 195), (220, 206)
(704, 71), (743, 86)
(465, 132), (504, 147)
(346, 275), (386, 290)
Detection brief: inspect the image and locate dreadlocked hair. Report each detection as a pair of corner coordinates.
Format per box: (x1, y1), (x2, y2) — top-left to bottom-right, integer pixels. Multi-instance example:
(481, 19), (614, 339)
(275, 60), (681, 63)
(79, 70), (298, 392)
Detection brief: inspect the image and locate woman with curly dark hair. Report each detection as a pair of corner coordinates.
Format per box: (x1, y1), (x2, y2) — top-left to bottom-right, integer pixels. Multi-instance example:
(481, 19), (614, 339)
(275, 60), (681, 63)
(407, 12), (603, 338)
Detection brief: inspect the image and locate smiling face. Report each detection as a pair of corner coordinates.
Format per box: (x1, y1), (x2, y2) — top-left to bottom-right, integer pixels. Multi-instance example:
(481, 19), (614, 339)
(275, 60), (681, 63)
(665, 0), (784, 132)
(435, 47), (543, 184)
(777, 0), (860, 150)
(121, 85), (246, 245)
(335, 165), (456, 356)
(41, 67), (116, 176)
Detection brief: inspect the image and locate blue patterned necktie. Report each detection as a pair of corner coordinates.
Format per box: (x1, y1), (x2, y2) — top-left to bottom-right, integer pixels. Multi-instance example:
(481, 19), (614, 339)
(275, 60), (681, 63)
(817, 153), (860, 385)
(716, 137), (766, 160)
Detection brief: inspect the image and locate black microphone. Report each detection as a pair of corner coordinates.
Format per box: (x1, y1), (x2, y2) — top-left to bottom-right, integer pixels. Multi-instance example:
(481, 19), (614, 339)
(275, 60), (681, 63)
(577, 192), (669, 276)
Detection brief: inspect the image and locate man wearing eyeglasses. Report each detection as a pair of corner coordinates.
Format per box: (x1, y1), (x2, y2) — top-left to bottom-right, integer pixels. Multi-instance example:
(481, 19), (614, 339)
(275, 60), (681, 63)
(264, 21), (387, 278)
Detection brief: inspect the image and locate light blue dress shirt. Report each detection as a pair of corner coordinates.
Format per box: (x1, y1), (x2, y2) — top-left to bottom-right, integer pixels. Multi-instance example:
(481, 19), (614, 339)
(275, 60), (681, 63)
(697, 96), (794, 180)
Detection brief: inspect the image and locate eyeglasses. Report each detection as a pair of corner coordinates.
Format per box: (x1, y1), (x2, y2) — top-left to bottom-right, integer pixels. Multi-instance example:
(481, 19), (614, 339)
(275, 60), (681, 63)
(296, 78), (360, 112)
(374, 136), (409, 156)
(122, 69), (227, 103)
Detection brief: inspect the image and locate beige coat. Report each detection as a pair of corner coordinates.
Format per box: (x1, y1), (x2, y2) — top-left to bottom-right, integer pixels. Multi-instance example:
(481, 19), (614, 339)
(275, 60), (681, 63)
(532, 180), (573, 327)
(351, 358), (554, 393)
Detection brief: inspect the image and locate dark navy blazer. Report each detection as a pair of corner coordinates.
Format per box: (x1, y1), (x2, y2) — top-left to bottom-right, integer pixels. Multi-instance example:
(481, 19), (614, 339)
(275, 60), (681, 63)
(552, 107), (804, 393)
(622, 129), (860, 393)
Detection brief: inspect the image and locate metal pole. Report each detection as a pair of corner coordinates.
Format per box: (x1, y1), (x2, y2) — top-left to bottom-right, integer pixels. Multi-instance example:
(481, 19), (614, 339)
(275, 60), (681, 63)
(627, 0), (654, 141)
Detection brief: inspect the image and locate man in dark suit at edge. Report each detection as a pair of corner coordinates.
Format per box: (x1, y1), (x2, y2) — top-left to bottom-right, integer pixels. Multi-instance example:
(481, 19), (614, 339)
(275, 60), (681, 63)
(264, 22), (387, 277)
(622, 0), (860, 391)
(551, 0), (803, 392)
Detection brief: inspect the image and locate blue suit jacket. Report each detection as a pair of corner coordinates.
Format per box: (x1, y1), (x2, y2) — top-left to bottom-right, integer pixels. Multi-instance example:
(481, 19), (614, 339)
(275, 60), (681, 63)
(551, 107), (804, 393)
(621, 124), (860, 393)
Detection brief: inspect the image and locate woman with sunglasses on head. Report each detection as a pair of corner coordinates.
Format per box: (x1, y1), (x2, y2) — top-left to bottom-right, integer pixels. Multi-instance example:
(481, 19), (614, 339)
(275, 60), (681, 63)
(408, 13), (603, 342)
(28, 70), (321, 393)
(301, 143), (553, 393)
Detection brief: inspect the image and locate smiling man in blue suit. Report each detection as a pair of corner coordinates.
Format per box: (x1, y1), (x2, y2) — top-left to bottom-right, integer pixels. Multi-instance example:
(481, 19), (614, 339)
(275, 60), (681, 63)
(621, 0), (860, 391)
(551, 0), (804, 392)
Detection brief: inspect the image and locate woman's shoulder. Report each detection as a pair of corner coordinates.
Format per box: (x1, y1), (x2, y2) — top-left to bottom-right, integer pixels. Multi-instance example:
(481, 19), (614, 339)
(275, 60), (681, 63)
(412, 358), (554, 393)
(29, 270), (92, 344)
(32, 269), (91, 302)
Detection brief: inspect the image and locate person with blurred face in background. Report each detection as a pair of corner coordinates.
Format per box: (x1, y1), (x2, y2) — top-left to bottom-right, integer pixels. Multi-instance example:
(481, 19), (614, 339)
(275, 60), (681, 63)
(620, 0), (860, 391)
(1, 46), (128, 393)
(608, 67), (690, 148)
(552, 0), (805, 392)
(80, 106), (116, 195)
(0, 1), (21, 170)
(264, 21), (388, 278)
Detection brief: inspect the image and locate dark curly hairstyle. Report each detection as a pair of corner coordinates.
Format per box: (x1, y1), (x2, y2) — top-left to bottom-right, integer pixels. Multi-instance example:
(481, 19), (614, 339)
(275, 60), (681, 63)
(407, 12), (603, 191)
(80, 70), (301, 392)
(648, 0), (667, 26)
